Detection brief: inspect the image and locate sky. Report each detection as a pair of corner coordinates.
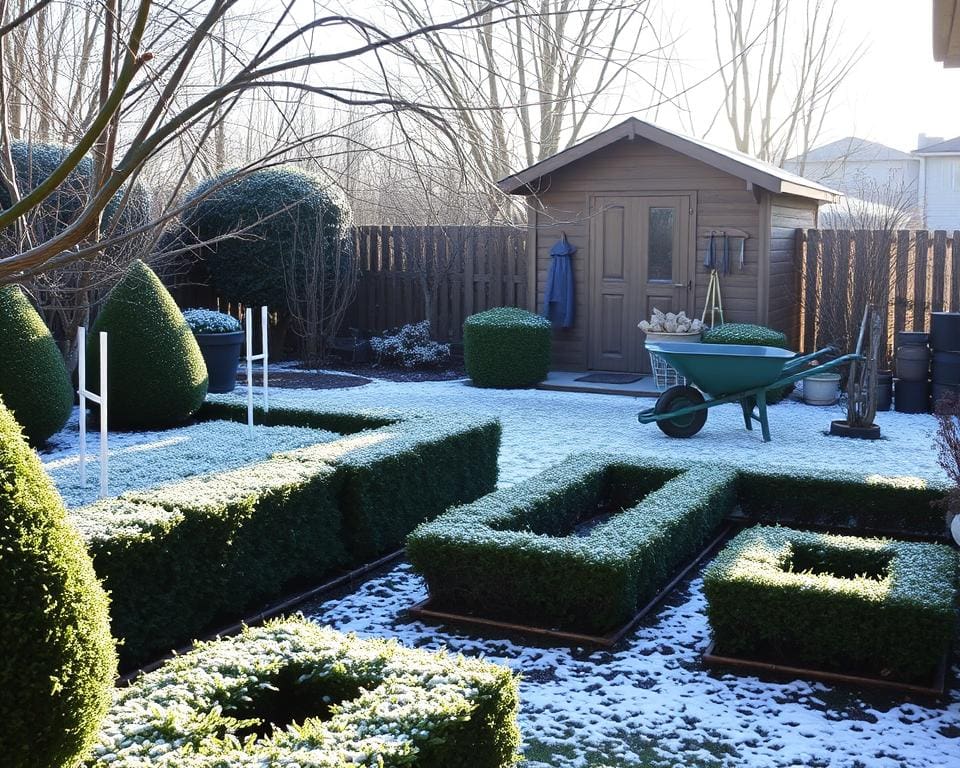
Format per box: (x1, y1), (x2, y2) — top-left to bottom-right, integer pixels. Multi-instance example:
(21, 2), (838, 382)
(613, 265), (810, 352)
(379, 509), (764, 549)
(664, 0), (960, 153)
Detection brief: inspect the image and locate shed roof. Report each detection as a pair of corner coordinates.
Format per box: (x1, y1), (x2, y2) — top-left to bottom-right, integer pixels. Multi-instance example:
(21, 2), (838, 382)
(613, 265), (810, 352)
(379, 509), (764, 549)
(913, 135), (960, 154)
(497, 117), (840, 202)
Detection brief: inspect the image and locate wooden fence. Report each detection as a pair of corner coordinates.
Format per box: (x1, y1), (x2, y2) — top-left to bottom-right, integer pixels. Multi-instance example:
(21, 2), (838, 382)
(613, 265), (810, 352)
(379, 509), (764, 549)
(796, 228), (960, 360)
(343, 225), (527, 342)
(171, 225), (528, 345)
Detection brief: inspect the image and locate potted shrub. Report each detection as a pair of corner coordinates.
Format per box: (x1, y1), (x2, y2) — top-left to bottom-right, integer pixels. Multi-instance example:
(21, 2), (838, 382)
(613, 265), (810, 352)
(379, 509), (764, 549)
(183, 308), (243, 393)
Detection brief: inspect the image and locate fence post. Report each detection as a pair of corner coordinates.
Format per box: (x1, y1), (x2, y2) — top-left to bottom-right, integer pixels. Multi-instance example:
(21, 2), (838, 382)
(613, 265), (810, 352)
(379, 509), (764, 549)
(77, 326), (109, 499)
(245, 306), (270, 434)
(914, 230), (929, 331)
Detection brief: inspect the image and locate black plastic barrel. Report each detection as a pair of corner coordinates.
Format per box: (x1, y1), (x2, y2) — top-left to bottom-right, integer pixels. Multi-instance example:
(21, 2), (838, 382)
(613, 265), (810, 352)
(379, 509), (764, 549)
(896, 331), (929, 347)
(930, 312), (960, 351)
(896, 344), (930, 381)
(932, 382), (960, 409)
(876, 371), (893, 411)
(933, 351), (960, 385)
(894, 378), (930, 413)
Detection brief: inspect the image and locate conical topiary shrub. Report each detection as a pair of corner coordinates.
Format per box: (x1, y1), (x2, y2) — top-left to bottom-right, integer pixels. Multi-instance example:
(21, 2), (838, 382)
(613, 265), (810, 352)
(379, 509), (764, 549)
(86, 260), (208, 429)
(0, 284), (74, 445)
(0, 398), (116, 767)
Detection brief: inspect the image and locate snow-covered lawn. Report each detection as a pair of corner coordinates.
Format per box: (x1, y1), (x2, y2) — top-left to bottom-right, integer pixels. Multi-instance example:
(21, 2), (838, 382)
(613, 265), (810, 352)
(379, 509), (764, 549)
(302, 561), (959, 768)
(41, 410), (339, 508)
(230, 371), (948, 487)
(241, 372), (953, 768)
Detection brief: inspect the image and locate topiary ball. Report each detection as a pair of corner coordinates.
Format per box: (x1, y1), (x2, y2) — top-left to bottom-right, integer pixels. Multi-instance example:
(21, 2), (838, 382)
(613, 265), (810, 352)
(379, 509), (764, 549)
(180, 167), (353, 309)
(0, 398), (116, 767)
(86, 260), (208, 429)
(0, 285), (74, 445)
(0, 141), (149, 241)
(702, 323), (794, 403)
(464, 307), (552, 388)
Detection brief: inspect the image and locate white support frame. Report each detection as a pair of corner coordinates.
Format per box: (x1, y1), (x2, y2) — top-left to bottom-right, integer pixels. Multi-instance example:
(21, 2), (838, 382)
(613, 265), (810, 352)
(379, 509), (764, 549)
(77, 326), (109, 498)
(246, 306), (270, 433)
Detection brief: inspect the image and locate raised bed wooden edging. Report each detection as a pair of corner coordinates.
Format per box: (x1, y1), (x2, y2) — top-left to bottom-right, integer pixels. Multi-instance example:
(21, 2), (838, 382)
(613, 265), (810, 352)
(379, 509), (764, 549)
(408, 526), (732, 648)
(702, 642), (951, 699)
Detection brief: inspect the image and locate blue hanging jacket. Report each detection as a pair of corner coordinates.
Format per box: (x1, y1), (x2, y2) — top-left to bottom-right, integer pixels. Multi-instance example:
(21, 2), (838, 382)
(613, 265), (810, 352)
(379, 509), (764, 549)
(543, 234), (576, 328)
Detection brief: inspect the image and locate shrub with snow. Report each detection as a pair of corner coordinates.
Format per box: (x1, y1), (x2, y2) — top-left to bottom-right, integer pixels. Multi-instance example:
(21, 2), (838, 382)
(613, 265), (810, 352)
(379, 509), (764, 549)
(182, 308), (241, 334)
(88, 618), (520, 768)
(369, 320), (451, 369)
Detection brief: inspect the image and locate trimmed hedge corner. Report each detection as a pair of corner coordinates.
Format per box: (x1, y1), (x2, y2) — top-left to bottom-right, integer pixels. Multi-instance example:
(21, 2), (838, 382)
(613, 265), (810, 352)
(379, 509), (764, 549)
(464, 307), (552, 388)
(703, 526), (958, 681)
(702, 322), (793, 403)
(88, 618), (521, 768)
(87, 259), (208, 429)
(408, 455), (737, 634)
(0, 284), (73, 444)
(0, 399), (116, 768)
(70, 403), (500, 667)
(736, 467), (949, 537)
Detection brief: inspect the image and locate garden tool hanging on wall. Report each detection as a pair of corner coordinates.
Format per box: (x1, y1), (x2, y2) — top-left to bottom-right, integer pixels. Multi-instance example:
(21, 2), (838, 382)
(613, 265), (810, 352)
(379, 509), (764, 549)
(702, 231), (725, 327)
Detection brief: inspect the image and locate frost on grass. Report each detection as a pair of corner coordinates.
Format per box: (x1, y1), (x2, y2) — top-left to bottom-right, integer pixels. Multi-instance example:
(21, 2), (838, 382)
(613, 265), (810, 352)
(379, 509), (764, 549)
(301, 562), (959, 768)
(42, 412), (340, 508)
(222, 374), (947, 488)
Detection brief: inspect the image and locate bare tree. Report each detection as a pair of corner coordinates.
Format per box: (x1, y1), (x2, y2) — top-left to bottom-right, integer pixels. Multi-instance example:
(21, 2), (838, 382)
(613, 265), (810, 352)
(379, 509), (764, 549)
(282, 195), (358, 365)
(383, 0), (670, 215)
(707, 0), (863, 166)
(0, 0), (527, 285)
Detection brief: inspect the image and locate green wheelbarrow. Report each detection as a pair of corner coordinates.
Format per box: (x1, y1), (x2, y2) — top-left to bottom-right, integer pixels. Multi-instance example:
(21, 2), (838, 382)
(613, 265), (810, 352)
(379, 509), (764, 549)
(638, 342), (860, 441)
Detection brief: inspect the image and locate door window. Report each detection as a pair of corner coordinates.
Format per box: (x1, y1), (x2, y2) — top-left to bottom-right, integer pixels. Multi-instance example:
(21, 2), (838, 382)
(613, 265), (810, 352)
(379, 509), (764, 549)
(647, 206), (675, 282)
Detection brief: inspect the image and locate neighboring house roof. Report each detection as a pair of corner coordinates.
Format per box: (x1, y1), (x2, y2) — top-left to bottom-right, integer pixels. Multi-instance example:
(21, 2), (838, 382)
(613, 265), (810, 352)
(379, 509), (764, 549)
(913, 136), (960, 154)
(786, 137), (916, 164)
(496, 117), (840, 202)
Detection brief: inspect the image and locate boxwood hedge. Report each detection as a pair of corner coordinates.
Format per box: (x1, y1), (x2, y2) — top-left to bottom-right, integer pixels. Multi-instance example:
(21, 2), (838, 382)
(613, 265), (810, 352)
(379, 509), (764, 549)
(408, 455), (737, 634)
(735, 467), (948, 537)
(70, 405), (500, 667)
(463, 307), (552, 388)
(88, 618), (520, 768)
(703, 526), (958, 681)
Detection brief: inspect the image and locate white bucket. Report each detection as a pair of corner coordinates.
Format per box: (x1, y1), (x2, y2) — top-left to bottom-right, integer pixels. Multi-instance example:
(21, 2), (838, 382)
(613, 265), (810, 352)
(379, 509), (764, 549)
(803, 372), (841, 405)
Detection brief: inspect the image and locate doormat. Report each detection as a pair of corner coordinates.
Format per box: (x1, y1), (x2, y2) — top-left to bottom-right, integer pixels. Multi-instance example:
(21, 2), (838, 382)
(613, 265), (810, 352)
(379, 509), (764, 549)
(575, 373), (644, 385)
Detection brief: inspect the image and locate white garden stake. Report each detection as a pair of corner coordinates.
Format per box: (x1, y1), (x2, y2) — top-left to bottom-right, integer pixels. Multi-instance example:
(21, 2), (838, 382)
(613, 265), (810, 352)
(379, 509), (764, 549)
(245, 306), (270, 433)
(77, 326), (109, 498)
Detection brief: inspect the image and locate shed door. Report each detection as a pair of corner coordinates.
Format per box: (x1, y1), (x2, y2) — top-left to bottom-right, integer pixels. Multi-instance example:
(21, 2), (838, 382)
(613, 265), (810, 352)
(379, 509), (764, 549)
(589, 195), (692, 372)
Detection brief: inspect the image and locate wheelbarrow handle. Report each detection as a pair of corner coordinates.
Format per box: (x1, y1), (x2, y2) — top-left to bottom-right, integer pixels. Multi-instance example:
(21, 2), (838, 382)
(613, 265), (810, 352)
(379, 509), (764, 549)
(783, 345), (839, 372)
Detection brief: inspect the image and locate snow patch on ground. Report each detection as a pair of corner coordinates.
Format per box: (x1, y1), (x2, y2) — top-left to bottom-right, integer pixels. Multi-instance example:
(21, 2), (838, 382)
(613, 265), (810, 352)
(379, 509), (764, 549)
(42, 409), (340, 507)
(303, 562), (959, 768)
(234, 375), (947, 487)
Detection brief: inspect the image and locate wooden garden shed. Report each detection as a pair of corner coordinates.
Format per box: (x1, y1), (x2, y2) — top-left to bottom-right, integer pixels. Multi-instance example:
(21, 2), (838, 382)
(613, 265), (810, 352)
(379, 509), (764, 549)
(498, 118), (839, 375)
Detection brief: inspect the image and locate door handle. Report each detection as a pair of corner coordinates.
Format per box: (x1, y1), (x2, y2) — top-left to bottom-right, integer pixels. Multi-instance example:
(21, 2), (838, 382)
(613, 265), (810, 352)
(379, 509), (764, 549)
(674, 281), (692, 290)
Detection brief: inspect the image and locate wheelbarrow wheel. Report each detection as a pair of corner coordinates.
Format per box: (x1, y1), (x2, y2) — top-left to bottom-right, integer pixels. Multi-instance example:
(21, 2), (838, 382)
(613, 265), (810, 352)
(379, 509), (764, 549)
(654, 385), (707, 438)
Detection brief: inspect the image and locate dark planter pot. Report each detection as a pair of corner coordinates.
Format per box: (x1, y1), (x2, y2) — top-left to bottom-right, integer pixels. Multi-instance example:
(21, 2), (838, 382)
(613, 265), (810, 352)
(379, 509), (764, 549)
(931, 312), (960, 351)
(932, 382), (960, 410)
(894, 378), (930, 414)
(932, 351), (960, 385)
(829, 420), (881, 440)
(195, 331), (244, 393)
(896, 345), (930, 381)
(876, 370), (893, 412)
(896, 331), (929, 348)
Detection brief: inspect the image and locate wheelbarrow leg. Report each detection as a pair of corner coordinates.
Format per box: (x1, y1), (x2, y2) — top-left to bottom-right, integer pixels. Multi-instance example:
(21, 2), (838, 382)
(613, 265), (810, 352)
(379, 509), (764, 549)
(756, 391), (771, 442)
(739, 398), (753, 431)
